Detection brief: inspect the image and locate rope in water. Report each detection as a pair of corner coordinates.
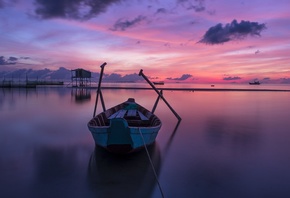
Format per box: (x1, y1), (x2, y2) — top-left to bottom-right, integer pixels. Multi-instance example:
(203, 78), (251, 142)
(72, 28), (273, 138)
(138, 128), (165, 198)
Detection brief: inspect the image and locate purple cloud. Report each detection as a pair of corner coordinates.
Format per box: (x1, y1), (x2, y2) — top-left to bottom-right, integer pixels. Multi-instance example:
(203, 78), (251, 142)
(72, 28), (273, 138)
(280, 78), (290, 84)
(177, 0), (206, 12)
(110, 15), (147, 31)
(155, 8), (167, 15)
(33, 0), (123, 20)
(167, 74), (193, 81)
(199, 20), (267, 45)
(0, 56), (18, 65)
(223, 76), (242, 81)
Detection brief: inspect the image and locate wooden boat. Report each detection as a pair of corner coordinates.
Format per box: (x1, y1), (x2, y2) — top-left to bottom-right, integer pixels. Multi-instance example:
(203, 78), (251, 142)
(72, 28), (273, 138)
(87, 63), (180, 154)
(88, 98), (162, 154)
(249, 81), (260, 85)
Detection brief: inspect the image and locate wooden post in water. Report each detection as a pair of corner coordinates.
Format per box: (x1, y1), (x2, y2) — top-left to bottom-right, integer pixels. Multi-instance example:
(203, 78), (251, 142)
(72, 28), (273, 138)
(152, 90), (162, 114)
(93, 62), (107, 117)
(139, 69), (181, 121)
(99, 91), (106, 112)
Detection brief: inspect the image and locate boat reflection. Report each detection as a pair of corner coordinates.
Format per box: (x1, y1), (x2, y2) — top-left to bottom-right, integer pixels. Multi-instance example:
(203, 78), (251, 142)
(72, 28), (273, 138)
(87, 143), (161, 198)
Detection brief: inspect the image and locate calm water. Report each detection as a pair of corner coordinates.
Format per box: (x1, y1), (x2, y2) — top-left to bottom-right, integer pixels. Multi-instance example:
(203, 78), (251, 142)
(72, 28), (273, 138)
(1, 84), (290, 198)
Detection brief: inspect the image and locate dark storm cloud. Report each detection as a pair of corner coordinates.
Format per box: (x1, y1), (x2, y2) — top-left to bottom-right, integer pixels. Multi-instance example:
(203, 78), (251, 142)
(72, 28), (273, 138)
(167, 74), (193, 81)
(33, 0), (123, 20)
(199, 20), (267, 45)
(110, 15), (147, 31)
(0, 56), (17, 65)
(223, 76), (241, 81)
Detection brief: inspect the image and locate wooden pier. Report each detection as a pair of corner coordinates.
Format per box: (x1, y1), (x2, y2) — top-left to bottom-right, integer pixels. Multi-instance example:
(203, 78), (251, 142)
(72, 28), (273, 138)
(0, 80), (64, 88)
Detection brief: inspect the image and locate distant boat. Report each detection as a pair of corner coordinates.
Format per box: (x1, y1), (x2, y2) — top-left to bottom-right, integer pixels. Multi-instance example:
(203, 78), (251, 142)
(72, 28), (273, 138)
(249, 81), (260, 85)
(153, 81), (164, 85)
(88, 98), (162, 154)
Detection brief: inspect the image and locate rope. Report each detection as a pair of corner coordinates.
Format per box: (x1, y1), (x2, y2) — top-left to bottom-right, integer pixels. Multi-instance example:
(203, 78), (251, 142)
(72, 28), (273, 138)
(138, 128), (165, 198)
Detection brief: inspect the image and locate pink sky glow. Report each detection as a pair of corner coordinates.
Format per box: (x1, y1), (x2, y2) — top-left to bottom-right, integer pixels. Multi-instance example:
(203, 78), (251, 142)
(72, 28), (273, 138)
(0, 0), (290, 83)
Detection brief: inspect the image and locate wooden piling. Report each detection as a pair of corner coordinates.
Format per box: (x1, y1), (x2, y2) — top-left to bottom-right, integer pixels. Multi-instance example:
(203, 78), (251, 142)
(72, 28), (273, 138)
(93, 62), (107, 117)
(139, 69), (181, 121)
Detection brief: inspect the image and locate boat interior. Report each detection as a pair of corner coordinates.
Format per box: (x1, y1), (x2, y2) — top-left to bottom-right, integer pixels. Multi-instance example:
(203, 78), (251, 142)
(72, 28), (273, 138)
(89, 99), (161, 128)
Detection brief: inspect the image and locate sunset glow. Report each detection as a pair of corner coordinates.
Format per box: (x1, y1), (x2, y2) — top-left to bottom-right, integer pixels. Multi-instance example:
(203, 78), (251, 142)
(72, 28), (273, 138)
(1, 0), (290, 83)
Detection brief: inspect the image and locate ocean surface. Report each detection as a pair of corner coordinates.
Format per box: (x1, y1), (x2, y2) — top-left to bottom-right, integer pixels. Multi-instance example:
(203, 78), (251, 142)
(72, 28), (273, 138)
(1, 83), (290, 198)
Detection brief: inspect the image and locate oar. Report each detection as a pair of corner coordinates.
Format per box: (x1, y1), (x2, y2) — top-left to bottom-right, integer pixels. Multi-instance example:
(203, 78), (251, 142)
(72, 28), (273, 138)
(93, 62), (107, 117)
(139, 69), (181, 121)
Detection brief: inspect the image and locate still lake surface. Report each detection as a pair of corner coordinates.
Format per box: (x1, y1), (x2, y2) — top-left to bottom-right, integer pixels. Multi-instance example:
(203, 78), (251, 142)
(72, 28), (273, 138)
(1, 83), (290, 198)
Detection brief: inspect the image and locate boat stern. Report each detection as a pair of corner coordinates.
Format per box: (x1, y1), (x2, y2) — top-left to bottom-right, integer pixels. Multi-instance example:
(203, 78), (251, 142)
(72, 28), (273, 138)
(107, 118), (134, 154)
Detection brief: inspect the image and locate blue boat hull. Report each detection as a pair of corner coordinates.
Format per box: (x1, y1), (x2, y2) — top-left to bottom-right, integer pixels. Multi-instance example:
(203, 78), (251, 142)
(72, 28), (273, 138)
(88, 123), (161, 153)
(88, 99), (162, 154)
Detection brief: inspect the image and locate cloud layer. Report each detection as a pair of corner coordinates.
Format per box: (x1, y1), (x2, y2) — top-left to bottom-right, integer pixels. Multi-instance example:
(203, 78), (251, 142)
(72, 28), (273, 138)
(167, 74), (193, 81)
(223, 76), (242, 81)
(199, 20), (267, 45)
(1, 0), (289, 84)
(110, 15), (147, 31)
(0, 56), (18, 65)
(33, 0), (123, 20)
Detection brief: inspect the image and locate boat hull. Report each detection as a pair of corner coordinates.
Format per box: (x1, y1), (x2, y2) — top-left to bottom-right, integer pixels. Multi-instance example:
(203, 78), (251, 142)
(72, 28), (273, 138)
(87, 98), (162, 154)
(88, 124), (161, 153)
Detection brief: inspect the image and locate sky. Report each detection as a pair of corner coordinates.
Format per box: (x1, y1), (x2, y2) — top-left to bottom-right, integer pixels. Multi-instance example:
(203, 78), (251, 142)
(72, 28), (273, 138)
(1, 0), (290, 83)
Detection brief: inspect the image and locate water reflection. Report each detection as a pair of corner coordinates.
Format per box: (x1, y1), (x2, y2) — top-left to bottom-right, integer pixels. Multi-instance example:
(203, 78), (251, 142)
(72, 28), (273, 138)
(0, 88), (38, 109)
(87, 143), (161, 198)
(71, 88), (91, 104)
(31, 146), (83, 198)
(206, 116), (260, 151)
(162, 120), (181, 154)
(1, 87), (290, 198)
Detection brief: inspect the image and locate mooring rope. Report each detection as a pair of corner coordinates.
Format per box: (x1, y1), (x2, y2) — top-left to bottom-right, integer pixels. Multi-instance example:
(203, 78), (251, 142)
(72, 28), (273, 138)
(138, 128), (165, 198)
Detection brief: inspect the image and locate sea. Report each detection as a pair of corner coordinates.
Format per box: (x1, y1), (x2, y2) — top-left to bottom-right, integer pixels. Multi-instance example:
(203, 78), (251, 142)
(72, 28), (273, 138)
(1, 83), (290, 198)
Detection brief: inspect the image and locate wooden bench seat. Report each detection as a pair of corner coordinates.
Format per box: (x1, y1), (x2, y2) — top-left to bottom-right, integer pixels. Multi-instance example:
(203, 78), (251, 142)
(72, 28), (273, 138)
(138, 111), (149, 121)
(127, 109), (137, 117)
(108, 109), (127, 119)
(116, 109), (127, 118)
(108, 109), (149, 122)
